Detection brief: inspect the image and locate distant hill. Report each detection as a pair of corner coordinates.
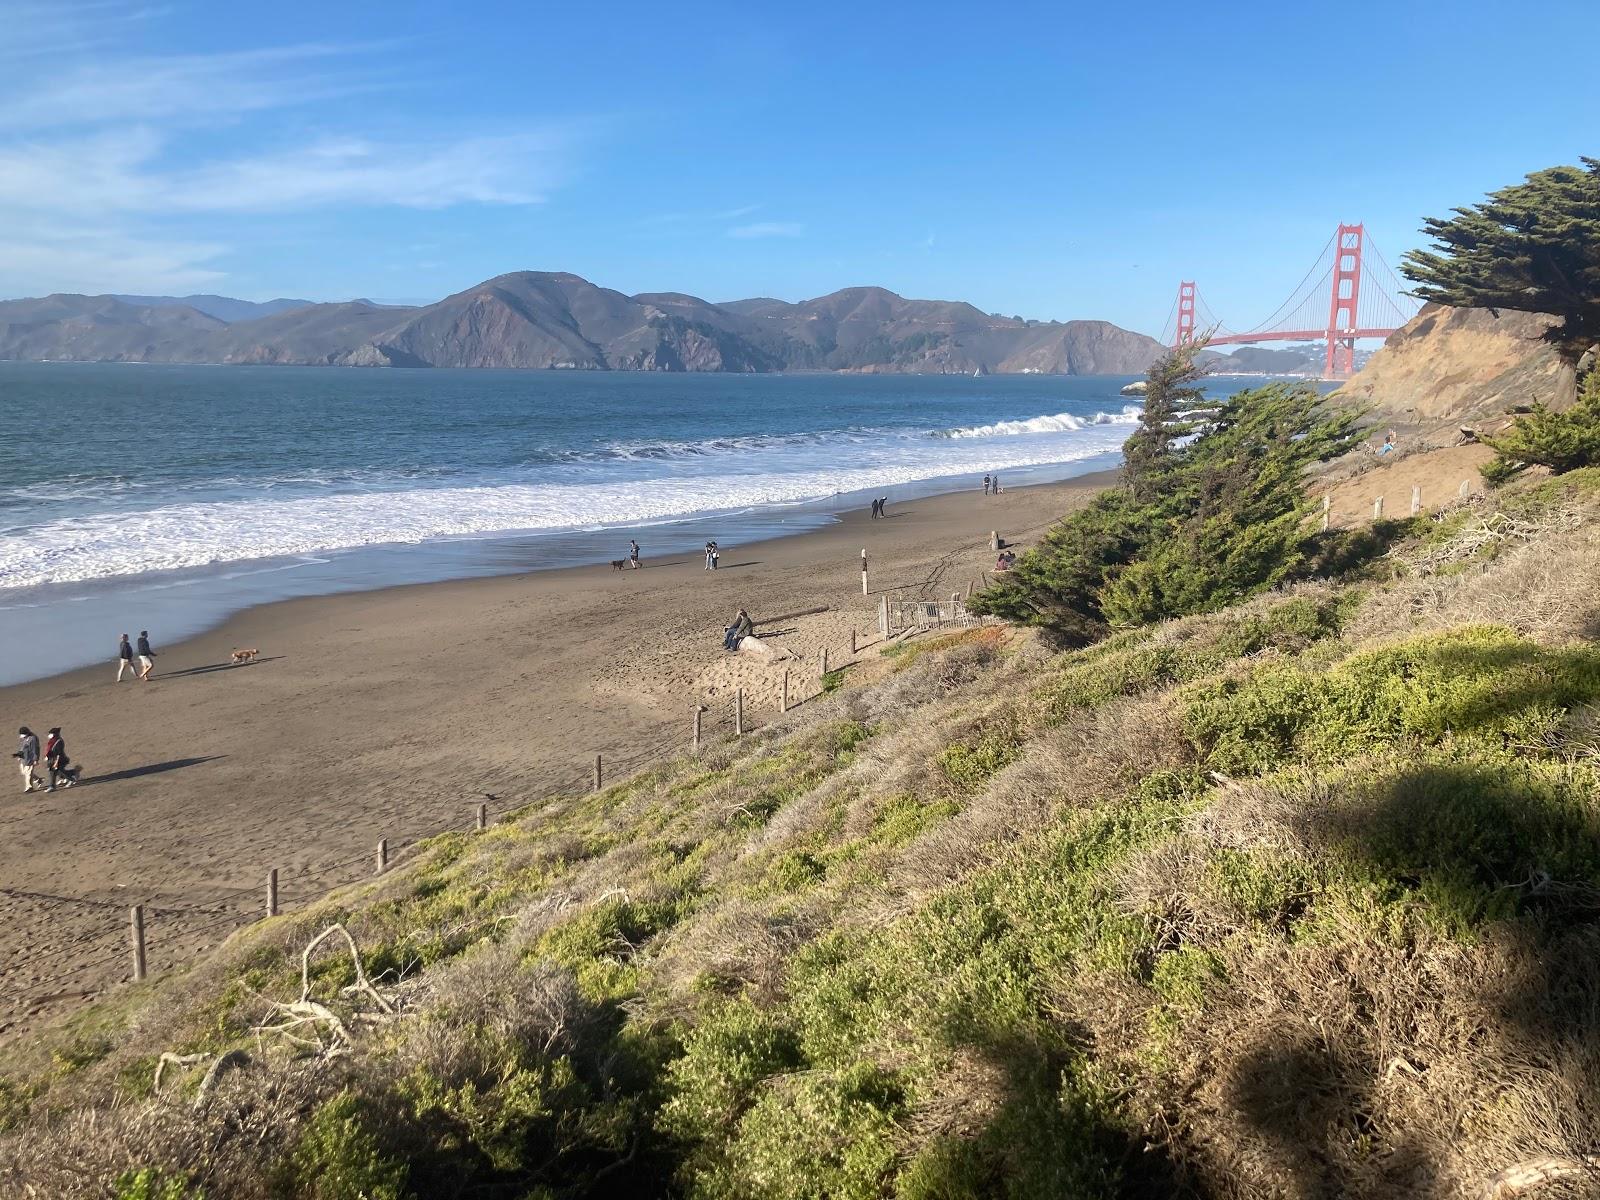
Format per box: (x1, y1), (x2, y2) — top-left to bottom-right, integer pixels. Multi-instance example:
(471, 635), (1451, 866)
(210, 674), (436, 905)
(108, 293), (317, 323)
(0, 273), (1167, 374)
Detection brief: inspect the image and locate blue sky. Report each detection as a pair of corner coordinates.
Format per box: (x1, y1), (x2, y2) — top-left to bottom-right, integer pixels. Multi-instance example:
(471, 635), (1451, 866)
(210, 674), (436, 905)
(3, 0), (1595, 336)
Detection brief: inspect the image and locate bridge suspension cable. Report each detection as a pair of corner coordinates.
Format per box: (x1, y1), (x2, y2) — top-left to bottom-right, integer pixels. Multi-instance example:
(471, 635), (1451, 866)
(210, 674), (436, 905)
(1169, 223), (1421, 378)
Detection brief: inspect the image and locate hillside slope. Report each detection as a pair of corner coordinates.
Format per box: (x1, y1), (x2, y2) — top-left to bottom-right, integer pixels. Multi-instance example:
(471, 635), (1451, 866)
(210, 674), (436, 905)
(4, 467), (1599, 1199)
(1338, 303), (1577, 427)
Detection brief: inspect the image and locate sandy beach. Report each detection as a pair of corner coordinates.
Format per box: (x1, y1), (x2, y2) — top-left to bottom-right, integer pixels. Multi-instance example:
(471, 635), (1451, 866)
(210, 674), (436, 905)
(0, 474), (1110, 1034)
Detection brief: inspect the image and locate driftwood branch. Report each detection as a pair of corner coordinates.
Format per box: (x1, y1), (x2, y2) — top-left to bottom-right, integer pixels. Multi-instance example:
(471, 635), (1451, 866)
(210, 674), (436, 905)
(1478, 1154), (1600, 1199)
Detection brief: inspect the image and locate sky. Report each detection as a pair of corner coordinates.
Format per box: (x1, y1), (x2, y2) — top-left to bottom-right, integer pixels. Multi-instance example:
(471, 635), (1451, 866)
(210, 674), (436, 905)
(2, 0), (1596, 337)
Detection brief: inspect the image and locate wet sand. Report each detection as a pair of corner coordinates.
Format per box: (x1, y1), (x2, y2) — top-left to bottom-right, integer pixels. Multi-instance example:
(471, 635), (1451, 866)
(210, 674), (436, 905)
(0, 474), (1110, 1036)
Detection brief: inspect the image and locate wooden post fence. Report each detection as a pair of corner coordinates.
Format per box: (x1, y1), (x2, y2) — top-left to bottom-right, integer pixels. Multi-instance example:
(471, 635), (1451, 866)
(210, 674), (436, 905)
(850, 628), (858, 655)
(593, 754), (603, 792)
(129, 905), (147, 982)
(990, 530), (1000, 551)
(692, 704), (704, 753)
(861, 548), (869, 596)
(735, 689), (745, 735)
(878, 594), (889, 638)
(267, 868), (279, 917)
(780, 669), (790, 713)
(476, 802), (488, 831)
(1460, 478), (1471, 498)
(1411, 485), (1421, 516)
(821, 647), (829, 676)
(1373, 496), (1384, 521)
(376, 838), (388, 875)
(1321, 494), (1331, 531)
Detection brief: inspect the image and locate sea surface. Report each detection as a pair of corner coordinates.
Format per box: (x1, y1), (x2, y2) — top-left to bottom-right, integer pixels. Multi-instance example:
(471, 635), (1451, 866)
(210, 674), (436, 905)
(0, 363), (1277, 684)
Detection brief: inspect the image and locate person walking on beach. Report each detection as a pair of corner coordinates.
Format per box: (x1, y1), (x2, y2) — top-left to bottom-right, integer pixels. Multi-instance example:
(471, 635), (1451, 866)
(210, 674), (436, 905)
(43, 727), (76, 790)
(116, 633), (137, 682)
(869, 498), (880, 519)
(629, 540), (641, 569)
(983, 473), (991, 496)
(136, 630), (157, 681)
(710, 541), (720, 570)
(992, 473), (1002, 495)
(878, 496), (888, 518)
(15, 727), (40, 793)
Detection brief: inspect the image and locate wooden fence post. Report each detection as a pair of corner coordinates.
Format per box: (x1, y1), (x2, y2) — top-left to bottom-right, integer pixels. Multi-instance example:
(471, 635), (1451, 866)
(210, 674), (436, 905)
(965, 579), (974, 599)
(850, 628), (857, 655)
(781, 669), (790, 713)
(376, 838), (388, 875)
(821, 647), (829, 676)
(692, 704), (704, 753)
(593, 754), (603, 792)
(1460, 478), (1471, 498)
(267, 868), (279, 917)
(990, 530), (999, 551)
(735, 689), (745, 735)
(130, 905), (147, 982)
(1321, 494), (1331, 531)
(1373, 495), (1384, 521)
(1411, 485), (1421, 516)
(476, 802), (488, 831)
(878, 594), (889, 638)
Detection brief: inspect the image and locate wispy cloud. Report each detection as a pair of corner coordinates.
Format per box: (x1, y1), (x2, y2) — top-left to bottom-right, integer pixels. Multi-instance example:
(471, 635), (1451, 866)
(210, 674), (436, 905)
(0, 4), (587, 296)
(0, 41), (396, 127)
(728, 221), (803, 239)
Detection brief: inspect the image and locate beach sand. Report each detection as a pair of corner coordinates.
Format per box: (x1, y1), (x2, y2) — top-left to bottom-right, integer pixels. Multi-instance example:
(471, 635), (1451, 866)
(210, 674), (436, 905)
(0, 474), (1109, 1036)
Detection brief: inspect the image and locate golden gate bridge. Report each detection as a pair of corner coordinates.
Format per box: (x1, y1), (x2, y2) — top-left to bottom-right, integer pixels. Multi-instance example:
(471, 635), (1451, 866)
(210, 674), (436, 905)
(1163, 224), (1420, 378)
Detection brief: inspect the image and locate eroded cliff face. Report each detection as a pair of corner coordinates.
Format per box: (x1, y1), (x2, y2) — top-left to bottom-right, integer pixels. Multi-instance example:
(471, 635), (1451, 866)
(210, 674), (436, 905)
(1338, 304), (1576, 425)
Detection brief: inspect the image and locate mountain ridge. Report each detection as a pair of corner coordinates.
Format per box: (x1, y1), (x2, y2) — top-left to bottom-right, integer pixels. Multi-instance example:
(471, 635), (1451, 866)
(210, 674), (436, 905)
(0, 272), (1176, 375)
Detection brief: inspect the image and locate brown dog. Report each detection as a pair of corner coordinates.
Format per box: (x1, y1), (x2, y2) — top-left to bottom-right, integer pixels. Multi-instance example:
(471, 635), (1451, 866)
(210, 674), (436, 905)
(230, 647), (260, 663)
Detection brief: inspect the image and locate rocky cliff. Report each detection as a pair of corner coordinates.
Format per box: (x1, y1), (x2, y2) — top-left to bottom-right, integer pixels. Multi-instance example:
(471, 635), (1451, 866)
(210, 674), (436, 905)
(1337, 303), (1577, 426)
(0, 273), (1167, 375)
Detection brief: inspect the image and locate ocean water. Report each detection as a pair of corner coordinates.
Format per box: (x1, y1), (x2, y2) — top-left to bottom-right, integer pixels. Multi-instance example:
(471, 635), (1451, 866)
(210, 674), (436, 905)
(0, 363), (1268, 684)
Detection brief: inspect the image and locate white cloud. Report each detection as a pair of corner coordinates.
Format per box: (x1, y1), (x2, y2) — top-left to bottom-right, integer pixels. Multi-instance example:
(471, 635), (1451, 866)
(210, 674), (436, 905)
(0, 212), (225, 294)
(0, 41), (393, 127)
(728, 221), (803, 239)
(0, 10), (586, 295)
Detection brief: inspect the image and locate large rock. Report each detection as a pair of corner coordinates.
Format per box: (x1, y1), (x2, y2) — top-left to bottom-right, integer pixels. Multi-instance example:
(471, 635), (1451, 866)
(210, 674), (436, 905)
(1337, 304), (1576, 425)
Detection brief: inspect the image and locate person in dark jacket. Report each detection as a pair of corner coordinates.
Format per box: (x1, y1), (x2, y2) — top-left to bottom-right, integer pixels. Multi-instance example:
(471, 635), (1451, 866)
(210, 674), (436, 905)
(15, 727), (41, 793)
(43, 727), (76, 790)
(117, 633), (137, 682)
(723, 608), (754, 651)
(136, 630), (157, 681)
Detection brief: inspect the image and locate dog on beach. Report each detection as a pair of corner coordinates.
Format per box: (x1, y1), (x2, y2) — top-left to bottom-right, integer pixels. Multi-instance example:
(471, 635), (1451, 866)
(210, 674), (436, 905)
(230, 647), (260, 664)
(610, 559), (628, 571)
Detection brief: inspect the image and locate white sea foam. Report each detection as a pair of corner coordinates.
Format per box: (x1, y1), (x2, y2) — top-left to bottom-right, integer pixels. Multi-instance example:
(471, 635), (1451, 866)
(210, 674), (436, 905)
(0, 423), (1128, 590)
(941, 406), (1141, 438)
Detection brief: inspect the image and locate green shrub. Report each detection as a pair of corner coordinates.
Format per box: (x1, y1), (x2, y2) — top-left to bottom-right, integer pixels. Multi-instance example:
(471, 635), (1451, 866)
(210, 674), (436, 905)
(1481, 371), (1600, 482)
(715, 1062), (905, 1200)
(1185, 625), (1600, 774)
(282, 1091), (409, 1200)
(660, 999), (802, 1151)
(113, 1169), (201, 1200)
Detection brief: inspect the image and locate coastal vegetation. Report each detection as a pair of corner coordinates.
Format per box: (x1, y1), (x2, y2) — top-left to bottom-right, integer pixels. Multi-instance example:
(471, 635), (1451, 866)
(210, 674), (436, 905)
(968, 346), (1361, 641)
(4, 456), (1600, 1197)
(1401, 157), (1600, 358)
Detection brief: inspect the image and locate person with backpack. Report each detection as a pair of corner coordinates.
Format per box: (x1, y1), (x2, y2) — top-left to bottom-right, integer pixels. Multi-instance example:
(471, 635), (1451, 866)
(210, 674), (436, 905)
(43, 727), (76, 790)
(15, 727), (40, 793)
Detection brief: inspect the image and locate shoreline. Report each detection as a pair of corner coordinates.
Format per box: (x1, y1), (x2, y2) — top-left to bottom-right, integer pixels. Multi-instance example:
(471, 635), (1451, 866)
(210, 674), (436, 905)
(0, 470), (1113, 1035)
(0, 454), (1120, 687)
